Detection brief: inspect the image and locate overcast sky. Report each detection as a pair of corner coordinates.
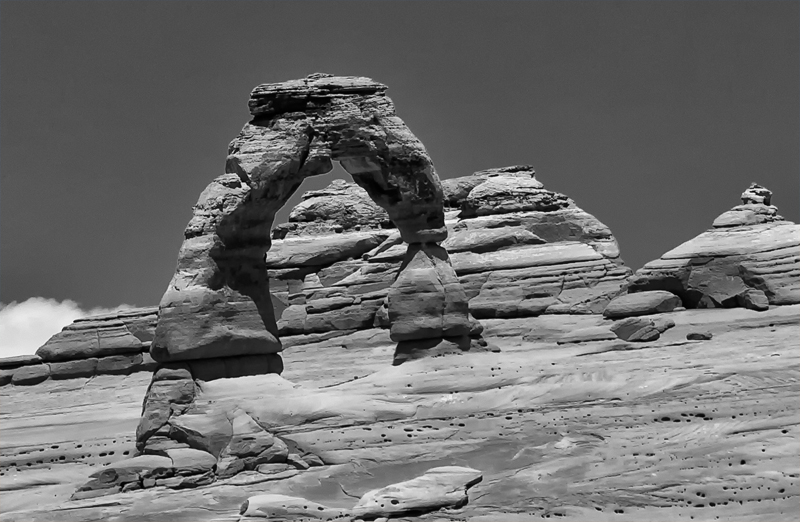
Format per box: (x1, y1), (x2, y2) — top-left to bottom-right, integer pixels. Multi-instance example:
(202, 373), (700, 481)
(2, 0), (798, 313)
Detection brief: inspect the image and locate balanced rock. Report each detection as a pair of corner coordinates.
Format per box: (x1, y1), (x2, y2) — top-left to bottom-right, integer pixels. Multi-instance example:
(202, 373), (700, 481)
(351, 466), (483, 519)
(630, 183), (799, 308)
(603, 290), (682, 319)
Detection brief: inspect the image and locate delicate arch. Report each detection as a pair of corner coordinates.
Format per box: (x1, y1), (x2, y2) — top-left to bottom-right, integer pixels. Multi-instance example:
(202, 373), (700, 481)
(150, 74), (470, 364)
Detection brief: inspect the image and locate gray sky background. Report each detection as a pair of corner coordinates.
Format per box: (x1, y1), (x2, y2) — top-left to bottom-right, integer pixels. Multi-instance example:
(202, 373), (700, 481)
(2, 0), (798, 310)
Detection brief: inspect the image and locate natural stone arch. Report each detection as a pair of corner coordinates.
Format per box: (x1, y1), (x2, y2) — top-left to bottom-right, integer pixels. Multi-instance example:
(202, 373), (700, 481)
(150, 74), (470, 365)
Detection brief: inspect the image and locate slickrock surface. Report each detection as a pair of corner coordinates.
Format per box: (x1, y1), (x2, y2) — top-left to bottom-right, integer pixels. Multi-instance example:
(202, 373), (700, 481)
(630, 183), (800, 308)
(2, 305), (797, 521)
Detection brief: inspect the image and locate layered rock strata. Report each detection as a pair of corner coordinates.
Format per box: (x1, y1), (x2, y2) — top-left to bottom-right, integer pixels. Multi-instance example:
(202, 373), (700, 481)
(0, 307), (158, 387)
(268, 166), (630, 351)
(445, 165), (631, 317)
(629, 183), (800, 308)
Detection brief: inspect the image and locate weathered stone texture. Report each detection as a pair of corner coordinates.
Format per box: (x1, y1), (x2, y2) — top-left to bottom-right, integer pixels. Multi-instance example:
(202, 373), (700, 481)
(630, 183), (799, 308)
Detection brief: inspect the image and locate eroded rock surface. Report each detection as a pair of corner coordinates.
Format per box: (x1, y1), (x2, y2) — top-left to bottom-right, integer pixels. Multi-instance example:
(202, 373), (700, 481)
(352, 466), (482, 519)
(0, 308), (158, 388)
(630, 183), (800, 308)
(153, 73), (468, 370)
(2, 306), (797, 522)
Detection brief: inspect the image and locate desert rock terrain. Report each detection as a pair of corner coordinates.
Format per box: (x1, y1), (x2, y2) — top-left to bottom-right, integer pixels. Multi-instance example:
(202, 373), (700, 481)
(1, 75), (797, 522)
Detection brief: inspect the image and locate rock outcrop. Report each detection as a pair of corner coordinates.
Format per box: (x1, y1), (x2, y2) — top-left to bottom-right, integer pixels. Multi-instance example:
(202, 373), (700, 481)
(351, 466), (483, 519)
(152, 73), (469, 371)
(446, 165), (631, 318)
(630, 183), (800, 308)
(124, 74), (481, 484)
(268, 165), (630, 348)
(0, 307), (158, 388)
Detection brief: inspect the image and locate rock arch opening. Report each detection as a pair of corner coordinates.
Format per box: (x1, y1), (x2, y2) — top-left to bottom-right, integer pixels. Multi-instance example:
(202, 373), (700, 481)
(150, 74), (472, 366)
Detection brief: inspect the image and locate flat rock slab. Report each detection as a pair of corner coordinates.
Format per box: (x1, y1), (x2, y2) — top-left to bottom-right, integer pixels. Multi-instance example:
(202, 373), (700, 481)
(604, 291), (681, 319)
(557, 326), (616, 344)
(351, 466), (483, 518)
(239, 493), (349, 519)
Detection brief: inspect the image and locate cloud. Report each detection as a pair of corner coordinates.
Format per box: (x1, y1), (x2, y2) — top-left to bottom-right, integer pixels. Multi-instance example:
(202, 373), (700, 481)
(0, 298), (136, 358)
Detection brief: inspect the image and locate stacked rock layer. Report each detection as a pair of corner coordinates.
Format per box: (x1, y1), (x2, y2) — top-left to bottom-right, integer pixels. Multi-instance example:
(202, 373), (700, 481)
(269, 165), (631, 355)
(1, 307), (158, 387)
(629, 183), (800, 308)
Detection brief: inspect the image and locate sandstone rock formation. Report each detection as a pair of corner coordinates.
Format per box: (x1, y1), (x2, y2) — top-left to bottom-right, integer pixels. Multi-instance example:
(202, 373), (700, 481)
(2, 304), (798, 521)
(351, 466), (483, 519)
(267, 165), (631, 350)
(0, 307), (158, 388)
(630, 183), (800, 308)
(124, 74), (482, 484)
(603, 290), (682, 319)
(239, 493), (349, 519)
(446, 165), (631, 317)
(152, 73), (468, 370)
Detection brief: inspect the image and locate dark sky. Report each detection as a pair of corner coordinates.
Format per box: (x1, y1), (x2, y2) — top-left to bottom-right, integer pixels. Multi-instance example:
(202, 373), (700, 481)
(1, 1), (798, 309)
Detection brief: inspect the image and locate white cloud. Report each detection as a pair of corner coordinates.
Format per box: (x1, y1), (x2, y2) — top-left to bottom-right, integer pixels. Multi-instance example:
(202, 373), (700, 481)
(0, 298), (136, 358)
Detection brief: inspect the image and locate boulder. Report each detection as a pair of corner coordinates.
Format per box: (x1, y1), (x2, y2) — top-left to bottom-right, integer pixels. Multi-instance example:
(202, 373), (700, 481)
(687, 332), (713, 341)
(737, 288), (770, 311)
(239, 494), (349, 519)
(652, 317), (676, 333)
(460, 175), (570, 218)
(351, 466), (483, 519)
(167, 410), (232, 458)
(610, 317), (661, 342)
(136, 378), (196, 447)
(441, 165), (538, 208)
(557, 326), (617, 345)
(163, 448), (217, 476)
(603, 291), (682, 319)
(49, 358), (98, 379)
(286, 453), (310, 470)
(276, 178), (390, 237)
(75, 454), (173, 496)
(11, 364), (50, 386)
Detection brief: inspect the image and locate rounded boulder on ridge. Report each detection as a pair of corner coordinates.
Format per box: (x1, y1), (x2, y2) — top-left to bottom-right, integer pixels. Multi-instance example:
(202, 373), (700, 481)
(603, 290), (682, 319)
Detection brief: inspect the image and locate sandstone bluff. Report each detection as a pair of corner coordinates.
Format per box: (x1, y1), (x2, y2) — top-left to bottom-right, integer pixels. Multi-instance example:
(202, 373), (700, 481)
(1, 75), (797, 522)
